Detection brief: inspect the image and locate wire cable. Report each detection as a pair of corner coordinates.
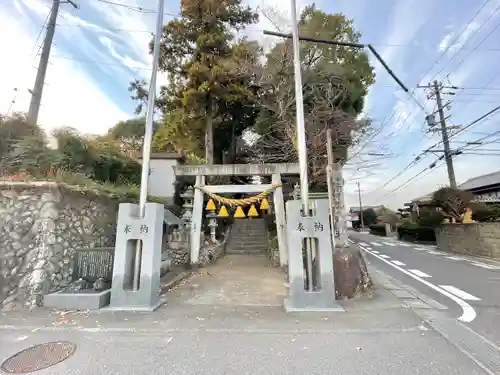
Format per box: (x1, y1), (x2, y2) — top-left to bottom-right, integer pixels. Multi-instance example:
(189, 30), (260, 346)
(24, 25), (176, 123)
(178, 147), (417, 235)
(415, 0), (492, 86)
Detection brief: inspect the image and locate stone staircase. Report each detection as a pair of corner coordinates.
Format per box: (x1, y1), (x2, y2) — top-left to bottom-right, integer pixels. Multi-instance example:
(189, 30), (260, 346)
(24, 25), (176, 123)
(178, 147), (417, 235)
(226, 218), (268, 254)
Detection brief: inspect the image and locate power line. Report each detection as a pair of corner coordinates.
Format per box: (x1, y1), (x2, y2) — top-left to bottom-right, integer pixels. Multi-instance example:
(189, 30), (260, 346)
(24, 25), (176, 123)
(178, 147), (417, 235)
(415, 0), (492, 86)
(95, 0), (178, 16)
(432, 18), (500, 83)
(5, 11), (52, 115)
(368, 104), (500, 199)
(376, 161), (445, 202)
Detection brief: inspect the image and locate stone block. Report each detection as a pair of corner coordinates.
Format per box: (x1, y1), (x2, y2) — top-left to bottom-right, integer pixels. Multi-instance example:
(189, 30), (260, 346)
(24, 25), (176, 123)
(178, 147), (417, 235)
(43, 289), (111, 310)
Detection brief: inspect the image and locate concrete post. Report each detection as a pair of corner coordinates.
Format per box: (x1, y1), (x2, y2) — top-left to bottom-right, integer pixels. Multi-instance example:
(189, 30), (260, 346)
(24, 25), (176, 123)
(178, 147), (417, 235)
(284, 198), (344, 312)
(272, 173), (288, 267)
(190, 175), (205, 266)
(108, 202), (164, 311)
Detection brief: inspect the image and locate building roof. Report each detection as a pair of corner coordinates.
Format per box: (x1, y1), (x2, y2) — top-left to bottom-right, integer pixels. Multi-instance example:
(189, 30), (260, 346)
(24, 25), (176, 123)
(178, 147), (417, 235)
(349, 205), (384, 213)
(410, 193), (433, 203)
(459, 170), (500, 191)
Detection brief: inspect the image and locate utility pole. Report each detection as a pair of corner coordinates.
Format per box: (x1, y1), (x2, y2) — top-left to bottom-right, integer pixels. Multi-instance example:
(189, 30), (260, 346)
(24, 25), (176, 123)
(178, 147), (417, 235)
(419, 80), (458, 188)
(357, 181), (364, 230)
(27, 0), (78, 126)
(433, 80), (457, 188)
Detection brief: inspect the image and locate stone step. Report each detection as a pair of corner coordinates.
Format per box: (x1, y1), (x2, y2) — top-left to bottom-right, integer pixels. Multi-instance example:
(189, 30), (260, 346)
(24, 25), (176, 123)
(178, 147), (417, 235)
(229, 241), (267, 246)
(229, 242), (268, 247)
(231, 230), (267, 235)
(227, 249), (264, 254)
(228, 246), (266, 251)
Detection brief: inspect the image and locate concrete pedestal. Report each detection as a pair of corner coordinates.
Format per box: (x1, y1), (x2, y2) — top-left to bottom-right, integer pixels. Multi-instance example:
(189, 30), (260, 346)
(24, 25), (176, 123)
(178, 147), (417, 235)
(284, 199), (344, 312)
(108, 203), (165, 311)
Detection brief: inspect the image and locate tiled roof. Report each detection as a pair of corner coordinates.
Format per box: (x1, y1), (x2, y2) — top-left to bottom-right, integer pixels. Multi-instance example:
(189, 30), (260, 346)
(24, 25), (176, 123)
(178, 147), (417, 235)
(410, 193), (433, 203)
(459, 170), (500, 191)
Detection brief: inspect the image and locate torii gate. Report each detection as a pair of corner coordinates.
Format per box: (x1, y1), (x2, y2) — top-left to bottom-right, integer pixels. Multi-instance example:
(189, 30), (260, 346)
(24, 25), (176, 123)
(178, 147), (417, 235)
(173, 163), (300, 267)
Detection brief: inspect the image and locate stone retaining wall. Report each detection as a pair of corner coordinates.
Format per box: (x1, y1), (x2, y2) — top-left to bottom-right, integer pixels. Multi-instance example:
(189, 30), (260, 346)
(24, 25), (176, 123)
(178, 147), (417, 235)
(165, 227), (230, 266)
(0, 182), (120, 310)
(435, 223), (500, 259)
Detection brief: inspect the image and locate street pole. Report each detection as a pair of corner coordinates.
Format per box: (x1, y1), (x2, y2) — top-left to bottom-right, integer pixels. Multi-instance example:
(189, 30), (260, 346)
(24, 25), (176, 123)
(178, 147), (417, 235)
(357, 181), (364, 230)
(326, 129), (348, 247)
(132, 0), (165, 291)
(27, 0), (78, 126)
(326, 129), (336, 248)
(289, 0), (313, 291)
(433, 80), (457, 188)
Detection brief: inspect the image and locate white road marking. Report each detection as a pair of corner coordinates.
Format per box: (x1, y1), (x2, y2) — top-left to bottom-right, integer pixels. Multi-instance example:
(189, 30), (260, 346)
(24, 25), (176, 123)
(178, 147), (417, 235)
(408, 269), (431, 278)
(359, 242), (369, 247)
(439, 285), (481, 301)
(382, 242), (396, 247)
(470, 262), (500, 270)
(379, 254), (391, 259)
(426, 250), (442, 255)
(446, 256), (467, 261)
(371, 250), (380, 254)
(356, 243), (477, 322)
(365, 247), (372, 250)
(371, 242), (382, 246)
(399, 243), (411, 247)
(391, 260), (406, 266)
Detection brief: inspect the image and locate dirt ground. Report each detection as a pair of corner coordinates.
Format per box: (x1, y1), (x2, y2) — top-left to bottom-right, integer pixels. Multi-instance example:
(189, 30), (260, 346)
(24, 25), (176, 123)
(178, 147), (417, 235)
(169, 254), (287, 309)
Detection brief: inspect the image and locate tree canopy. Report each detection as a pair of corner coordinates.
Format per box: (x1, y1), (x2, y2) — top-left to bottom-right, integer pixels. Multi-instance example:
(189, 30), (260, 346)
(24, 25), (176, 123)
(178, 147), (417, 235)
(130, 4), (375, 177)
(130, 0), (261, 164)
(243, 5), (375, 188)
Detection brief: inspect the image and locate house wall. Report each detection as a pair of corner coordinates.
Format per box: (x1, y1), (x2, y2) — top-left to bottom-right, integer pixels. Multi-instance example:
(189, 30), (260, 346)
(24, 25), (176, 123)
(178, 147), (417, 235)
(148, 159), (179, 199)
(435, 223), (500, 259)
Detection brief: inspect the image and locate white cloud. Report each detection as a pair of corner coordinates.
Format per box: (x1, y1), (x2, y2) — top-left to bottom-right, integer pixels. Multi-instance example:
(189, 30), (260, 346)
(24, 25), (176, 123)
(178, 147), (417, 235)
(438, 21), (480, 54)
(0, 1), (130, 135)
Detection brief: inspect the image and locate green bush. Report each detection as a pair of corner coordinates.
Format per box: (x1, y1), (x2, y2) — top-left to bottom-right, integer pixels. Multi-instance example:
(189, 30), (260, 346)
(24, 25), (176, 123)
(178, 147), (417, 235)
(417, 211), (444, 228)
(369, 224), (386, 236)
(397, 226), (436, 243)
(400, 218), (418, 229)
(472, 204), (500, 222)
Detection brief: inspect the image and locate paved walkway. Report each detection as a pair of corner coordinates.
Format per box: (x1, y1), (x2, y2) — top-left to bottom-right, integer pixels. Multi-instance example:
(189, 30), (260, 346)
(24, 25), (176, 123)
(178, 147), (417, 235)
(0, 254), (489, 374)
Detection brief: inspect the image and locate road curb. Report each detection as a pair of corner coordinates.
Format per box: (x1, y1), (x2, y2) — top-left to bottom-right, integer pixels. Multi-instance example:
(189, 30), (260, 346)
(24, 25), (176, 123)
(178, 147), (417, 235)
(159, 271), (193, 295)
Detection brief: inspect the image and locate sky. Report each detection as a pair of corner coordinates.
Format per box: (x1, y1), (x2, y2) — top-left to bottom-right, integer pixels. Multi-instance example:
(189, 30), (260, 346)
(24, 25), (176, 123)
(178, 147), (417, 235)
(1, 0), (500, 210)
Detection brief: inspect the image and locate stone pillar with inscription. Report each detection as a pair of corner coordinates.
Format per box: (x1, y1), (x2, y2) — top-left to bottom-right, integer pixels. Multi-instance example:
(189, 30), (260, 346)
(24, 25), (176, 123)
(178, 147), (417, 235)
(284, 198), (344, 312)
(108, 202), (165, 311)
(332, 163), (348, 247)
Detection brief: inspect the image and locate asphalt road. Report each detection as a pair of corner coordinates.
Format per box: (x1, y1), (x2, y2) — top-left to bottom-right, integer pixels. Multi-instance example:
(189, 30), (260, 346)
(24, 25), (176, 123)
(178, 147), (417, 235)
(349, 231), (500, 346)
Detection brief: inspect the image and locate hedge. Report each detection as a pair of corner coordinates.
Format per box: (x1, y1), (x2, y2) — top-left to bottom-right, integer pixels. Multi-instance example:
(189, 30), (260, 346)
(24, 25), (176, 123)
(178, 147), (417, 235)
(369, 224), (386, 236)
(397, 226), (436, 243)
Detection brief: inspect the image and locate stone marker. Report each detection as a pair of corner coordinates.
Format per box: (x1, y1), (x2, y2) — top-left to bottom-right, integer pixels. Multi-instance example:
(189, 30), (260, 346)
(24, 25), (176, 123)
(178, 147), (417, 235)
(284, 199), (344, 312)
(107, 202), (165, 311)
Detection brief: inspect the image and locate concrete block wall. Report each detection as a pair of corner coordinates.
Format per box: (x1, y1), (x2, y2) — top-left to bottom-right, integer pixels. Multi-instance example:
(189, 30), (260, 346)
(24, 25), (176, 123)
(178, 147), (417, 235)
(435, 223), (500, 259)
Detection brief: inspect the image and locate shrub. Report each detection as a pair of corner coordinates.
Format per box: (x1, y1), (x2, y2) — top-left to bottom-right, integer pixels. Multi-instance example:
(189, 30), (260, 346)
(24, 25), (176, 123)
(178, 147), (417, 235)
(362, 208), (377, 226)
(397, 226), (436, 243)
(369, 224), (386, 236)
(400, 218), (418, 229)
(432, 187), (474, 221)
(472, 204), (500, 222)
(417, 211), (444, 228)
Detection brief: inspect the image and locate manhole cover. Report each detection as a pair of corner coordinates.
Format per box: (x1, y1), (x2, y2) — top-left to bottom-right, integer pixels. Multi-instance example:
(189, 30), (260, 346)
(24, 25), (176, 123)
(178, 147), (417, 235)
(1, 341), (77, 373)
